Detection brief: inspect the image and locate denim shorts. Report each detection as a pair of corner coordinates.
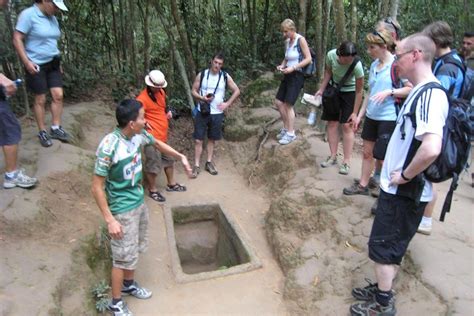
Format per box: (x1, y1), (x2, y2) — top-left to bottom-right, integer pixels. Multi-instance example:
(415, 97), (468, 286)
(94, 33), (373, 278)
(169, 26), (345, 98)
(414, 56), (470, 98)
(110, 203), (149, 270)
(193, 112), (224, 141)
(0, 100), (21, 146)
(368, 190), (427, 265)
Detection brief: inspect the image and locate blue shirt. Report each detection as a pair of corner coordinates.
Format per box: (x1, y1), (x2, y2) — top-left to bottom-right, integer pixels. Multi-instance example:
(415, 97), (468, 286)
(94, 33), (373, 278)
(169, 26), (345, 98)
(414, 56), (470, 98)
(433, 50), (464, 98)
(366, 57), (398, 121)
(15, 5), (61, 65)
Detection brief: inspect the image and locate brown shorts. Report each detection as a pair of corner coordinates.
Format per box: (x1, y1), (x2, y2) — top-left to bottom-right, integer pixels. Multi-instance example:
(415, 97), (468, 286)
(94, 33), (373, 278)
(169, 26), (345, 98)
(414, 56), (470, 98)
(110, 203), (149, 270)
(144, 144), (175, 174)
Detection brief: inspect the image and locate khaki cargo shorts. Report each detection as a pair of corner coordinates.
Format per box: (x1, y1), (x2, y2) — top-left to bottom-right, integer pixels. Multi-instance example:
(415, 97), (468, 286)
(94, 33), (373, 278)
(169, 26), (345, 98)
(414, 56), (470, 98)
(110, 203), (149, 270)
(144, 144), (175, 174)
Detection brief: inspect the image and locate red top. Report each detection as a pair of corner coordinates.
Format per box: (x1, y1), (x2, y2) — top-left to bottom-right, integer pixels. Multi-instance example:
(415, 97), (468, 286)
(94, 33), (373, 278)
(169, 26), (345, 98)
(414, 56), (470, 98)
(136, 88), (168, 142)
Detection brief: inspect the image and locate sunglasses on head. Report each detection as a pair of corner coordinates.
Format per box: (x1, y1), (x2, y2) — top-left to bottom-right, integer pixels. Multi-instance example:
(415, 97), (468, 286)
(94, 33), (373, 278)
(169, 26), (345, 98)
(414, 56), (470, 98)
(384, 17), (400, 37)
(372, 31), (387, 44)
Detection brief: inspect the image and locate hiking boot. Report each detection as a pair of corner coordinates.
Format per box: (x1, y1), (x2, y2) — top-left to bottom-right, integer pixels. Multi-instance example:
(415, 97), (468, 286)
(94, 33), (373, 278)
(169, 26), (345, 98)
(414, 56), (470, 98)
(50, 126), (70, 143)
(354, 177), (379, 190)
(339, 163), (350, 175)
(371, 188), (381, 198)
(350, 298), (396, 316)
(3, 169), (38, 189)
(38, 130), (53, 147)
(276, 128), (287, 140)
(279, 133), (297, 145)
(191, 166), (200, 179)
(352, 279), (379, 301)
(121, 281), (152, 299)
(107, 300), (133, 316)
(320, 156), (337, 168)
(205, 161), (218, 175)
(417, 221), (432, 235)
(343, 183), (369, 196)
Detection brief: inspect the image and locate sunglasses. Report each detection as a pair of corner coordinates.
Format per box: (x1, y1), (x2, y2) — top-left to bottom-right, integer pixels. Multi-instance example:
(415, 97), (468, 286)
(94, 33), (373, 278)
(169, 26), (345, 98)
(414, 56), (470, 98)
(372, 31), (387, 44)
(384, 17), (400, 37)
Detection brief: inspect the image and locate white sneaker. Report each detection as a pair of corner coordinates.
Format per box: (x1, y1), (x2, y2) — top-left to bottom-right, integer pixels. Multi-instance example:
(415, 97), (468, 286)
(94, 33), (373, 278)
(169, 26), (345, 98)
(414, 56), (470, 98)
(276, 128), (287, 140)
(279, 133), (297, 145)
(3, 169), (38, 189)
(417, 222), (432, 235)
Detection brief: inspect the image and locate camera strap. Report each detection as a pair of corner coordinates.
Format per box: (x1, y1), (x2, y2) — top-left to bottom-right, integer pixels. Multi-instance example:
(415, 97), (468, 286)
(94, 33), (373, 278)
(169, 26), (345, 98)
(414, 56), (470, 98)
(200, 69), (222, 96)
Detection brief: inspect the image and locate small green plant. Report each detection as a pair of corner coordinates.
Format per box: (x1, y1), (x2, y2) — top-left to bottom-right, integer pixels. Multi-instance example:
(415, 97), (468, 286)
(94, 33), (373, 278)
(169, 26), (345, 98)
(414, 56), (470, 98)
(91, 280), (111, 312)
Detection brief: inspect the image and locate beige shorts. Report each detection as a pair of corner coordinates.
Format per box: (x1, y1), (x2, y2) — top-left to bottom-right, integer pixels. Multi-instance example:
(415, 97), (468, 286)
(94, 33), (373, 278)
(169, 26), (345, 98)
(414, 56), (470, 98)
(144, 144), (175, 174)
(110, 203), (149, 270)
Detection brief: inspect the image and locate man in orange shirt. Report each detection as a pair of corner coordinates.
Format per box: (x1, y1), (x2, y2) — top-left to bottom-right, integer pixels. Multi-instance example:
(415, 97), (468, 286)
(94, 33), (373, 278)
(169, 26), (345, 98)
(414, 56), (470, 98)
(136, 70), (186, 203)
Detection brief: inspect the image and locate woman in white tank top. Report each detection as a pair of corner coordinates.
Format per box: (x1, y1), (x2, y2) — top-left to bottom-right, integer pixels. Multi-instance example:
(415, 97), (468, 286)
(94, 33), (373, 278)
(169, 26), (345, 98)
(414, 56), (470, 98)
(274, 19), (312, 145)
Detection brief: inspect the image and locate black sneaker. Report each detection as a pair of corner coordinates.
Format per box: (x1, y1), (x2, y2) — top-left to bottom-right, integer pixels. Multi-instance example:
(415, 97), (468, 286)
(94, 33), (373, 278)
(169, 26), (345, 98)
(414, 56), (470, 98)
(50, 126), (70, 143)
(352, 279), (378, 301)
(350, 298), (396, 316)
(38, 130), (53, 147)
(343, 183), (369, 196)
(205, 161), (218, 175)
(107, 300), (133, 316)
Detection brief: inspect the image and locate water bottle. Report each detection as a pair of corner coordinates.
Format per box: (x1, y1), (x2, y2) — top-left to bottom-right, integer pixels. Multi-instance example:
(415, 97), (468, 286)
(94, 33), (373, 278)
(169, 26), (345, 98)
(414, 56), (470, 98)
(307, 110), (316, 125)
(2, 79), (22, 100)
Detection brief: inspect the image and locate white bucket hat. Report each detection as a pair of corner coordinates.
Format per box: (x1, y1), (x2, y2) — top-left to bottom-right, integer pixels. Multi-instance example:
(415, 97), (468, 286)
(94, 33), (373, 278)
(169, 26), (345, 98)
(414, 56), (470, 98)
(52, 0), (68, 11)
(145, 70), (168, 88)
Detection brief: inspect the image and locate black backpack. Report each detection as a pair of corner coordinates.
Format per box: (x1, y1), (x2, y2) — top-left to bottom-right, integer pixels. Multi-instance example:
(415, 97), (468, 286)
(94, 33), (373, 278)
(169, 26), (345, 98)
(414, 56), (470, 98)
(404, 82), (471, 221)
(296, 38), (317, 78)
(390, 62), (405, 114)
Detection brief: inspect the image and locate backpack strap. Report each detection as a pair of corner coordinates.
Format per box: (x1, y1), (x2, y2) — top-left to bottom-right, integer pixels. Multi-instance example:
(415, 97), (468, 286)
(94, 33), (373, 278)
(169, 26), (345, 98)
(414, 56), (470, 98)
(333, 57), (360, 91)
(198, 69), (206, 96)
(434, 56), (466, 96)
(390, 62), (404, 115)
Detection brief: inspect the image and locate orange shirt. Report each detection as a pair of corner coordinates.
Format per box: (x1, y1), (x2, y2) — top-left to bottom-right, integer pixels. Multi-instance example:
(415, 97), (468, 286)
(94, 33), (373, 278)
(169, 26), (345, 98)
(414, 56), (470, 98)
(136, 88), (168, 142)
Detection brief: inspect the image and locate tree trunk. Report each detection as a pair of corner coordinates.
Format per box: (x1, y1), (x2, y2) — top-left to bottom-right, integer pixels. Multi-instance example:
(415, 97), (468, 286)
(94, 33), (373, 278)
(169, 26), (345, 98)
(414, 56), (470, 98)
(314, 0), (323, 81)
(141, 0), (151, 74)
(110, 0), (121, 70)
(379, 0), (390, 19)
(349, 0), (357, 42)
(332, 0), (346, 43)
(169, 0), (196, 81)
(321, 0), (333, 80)
(298, 0), (307, 36)
(259, 0), (270, 61)
(389, 0), (400, 19)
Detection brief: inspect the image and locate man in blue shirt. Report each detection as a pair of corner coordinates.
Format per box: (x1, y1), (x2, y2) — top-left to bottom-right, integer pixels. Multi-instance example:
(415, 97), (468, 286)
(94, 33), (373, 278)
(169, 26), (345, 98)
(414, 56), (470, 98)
(13, 0), (70, 147)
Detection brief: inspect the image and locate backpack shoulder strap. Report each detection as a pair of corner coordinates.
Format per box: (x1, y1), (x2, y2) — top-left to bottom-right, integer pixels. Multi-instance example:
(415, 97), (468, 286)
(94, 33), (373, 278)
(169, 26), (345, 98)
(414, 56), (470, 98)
(223, 70), (228, 88)
(198, 69), (207, 95)
(336, 57), (360, 90)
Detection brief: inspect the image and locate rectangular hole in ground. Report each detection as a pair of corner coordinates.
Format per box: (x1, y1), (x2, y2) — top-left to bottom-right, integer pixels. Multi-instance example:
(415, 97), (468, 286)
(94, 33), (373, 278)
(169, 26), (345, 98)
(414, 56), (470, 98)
(173, 205), (250, 274)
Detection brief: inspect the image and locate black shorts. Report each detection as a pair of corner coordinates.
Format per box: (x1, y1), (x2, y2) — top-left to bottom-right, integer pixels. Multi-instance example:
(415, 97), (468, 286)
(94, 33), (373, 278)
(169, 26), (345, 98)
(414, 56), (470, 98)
(361, 117), (396, 142)
(193, 112), (224, 141)
(275, 72), (305, 105)
(368, 190), (427, 265)
(321, 90), (355, 123)
(25, 57), (63, 95)
(0, 100), (22, 146)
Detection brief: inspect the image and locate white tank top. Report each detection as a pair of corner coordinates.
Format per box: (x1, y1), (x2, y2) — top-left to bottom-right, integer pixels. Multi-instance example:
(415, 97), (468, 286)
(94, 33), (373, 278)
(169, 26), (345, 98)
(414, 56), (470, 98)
(199, 69), (226, 114)
(285, 34), (302, 67)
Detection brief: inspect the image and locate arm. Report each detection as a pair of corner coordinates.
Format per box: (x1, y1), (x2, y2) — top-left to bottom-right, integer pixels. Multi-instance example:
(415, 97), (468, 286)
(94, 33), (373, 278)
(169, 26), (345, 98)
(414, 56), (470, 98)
(153, 140), (192, 177)
(347, 76), (364, 124)
(389, 133), (442, 185)
(91, 175), (123, 239)
(217, 76), (240, 111)
(315, 67), (332, 96)
(0, 73), (17, 97)
(370, 81), (413, 104)
(353, 90), (369, 131)
(13, 31), (38, 75)
(191, 72), (213, 104)
(276, 59), (288, 71)
(282, 37), (312, 74)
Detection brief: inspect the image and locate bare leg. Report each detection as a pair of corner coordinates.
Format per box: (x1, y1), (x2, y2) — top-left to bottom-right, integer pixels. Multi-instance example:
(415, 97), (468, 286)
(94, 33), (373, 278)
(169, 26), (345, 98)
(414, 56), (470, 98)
(360, 140), (375, 187)
(111, 267), (125, 300)
(207, 139), (215, 162)
(2, 144), (18, 172)
(144, 172), (158, 192)
(33, 94), (47, 131)
(194, 139), (203, 167)
(276, 99), (288, 130)
(341, 123), (355, 164)
(326, 121), (339, 158)
(164, 165), (175, 186)
(50, 87), (63, 126)
(422, 190), (437, 219)
(374, 263), (397, 292)
(286, 103), (295, 133)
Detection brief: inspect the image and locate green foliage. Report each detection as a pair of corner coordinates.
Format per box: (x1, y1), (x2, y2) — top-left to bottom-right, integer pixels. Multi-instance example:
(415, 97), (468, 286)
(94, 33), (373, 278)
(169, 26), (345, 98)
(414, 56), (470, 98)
(91, 280), (111, 313)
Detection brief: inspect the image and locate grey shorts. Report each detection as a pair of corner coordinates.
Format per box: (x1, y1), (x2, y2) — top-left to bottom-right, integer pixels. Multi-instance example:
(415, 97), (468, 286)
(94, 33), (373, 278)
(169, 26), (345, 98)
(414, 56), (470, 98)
(144, 145), (175, 174)
(111, 203), (149, 270)
(0, 101), (21, 146)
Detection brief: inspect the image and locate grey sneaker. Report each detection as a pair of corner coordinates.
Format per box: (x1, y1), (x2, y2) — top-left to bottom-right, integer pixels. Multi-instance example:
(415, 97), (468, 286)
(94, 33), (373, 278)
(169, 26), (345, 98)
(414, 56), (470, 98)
(279, 133), (297, 145)
(107, 300), (133, 316)
(339, 163), (350, 175)
(350, 298), (396, 316)
(3, 169), (38, 189)
(205, 161), (218, 175)
(320, 156), (337, 168)
(354, 177), (379, 190)
(276, 128), (287, 140)
(121, 281), (152, 299)
(38, 130), (53, 147)
(191, 166), (200, 179)
(343, 183), (369, 196)
(50, 126), (70, 143)
(352, 279), (378, 301)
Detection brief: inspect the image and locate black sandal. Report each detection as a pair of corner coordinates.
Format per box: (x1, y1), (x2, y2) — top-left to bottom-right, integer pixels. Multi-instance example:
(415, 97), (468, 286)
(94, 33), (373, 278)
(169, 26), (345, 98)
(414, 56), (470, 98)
(148, 191), (166, 202)
(166, 183), (187, 192)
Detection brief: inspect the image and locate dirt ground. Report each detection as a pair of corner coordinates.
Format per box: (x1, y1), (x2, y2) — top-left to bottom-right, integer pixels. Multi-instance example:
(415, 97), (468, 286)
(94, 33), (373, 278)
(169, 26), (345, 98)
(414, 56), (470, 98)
(0, 98), (473, 315)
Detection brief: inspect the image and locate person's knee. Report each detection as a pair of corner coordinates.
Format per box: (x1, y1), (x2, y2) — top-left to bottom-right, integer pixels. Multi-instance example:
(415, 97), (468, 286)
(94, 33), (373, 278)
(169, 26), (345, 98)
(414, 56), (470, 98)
(342, 123), (353, 133)
(51, 89), (63, 104)
(327, 121), (339, 129)
(195, 139), (203, 146)
(34, 95), (46, 107)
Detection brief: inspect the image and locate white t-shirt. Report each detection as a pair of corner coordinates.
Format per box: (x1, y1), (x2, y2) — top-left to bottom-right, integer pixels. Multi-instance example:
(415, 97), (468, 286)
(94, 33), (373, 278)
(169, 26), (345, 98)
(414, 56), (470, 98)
(380, 80), (449, 202)
(199, 69), (228, 115)
(285, 34), (302, 68)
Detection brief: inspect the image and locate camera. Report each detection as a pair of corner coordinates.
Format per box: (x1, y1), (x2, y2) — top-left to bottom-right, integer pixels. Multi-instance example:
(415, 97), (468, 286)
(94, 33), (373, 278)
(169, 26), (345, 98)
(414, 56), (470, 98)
(206, 93), (214, 98)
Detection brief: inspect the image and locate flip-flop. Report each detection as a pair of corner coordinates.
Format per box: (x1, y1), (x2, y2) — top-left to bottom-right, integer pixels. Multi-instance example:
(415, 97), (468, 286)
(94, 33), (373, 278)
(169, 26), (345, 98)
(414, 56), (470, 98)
(149, 191), (166, 202)
(166, 183), (187, 192)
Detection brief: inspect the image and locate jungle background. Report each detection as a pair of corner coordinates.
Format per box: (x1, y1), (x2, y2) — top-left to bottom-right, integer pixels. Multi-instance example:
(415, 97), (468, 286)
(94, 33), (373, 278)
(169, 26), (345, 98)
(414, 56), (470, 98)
(1, 0), (472, 115)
